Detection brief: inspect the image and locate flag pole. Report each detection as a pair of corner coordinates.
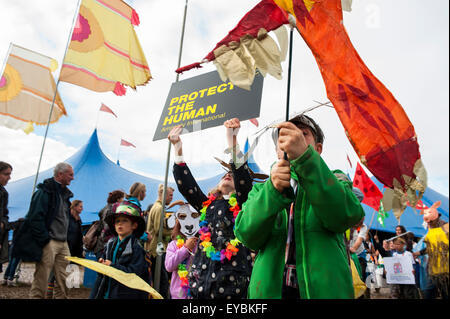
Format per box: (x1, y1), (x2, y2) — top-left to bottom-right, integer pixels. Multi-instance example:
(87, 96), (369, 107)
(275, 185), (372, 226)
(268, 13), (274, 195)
(154, 0), (189, 294)
(368, 208), (377, 230)
(95, 107), (101, 129)
(31, 0), (82, 196)
(0, 43), (13, 82)
(283, 16), (295, 161)
(117, 140), (122, 165)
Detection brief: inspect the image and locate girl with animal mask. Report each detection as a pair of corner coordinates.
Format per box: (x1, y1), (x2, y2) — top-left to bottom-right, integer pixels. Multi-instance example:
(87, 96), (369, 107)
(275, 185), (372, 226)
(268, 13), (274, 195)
(165, 204), (200, 299)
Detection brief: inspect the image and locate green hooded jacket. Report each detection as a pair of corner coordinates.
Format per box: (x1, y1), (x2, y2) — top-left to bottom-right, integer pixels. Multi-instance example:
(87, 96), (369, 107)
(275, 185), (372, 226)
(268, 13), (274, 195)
(235, 145), (364, 299)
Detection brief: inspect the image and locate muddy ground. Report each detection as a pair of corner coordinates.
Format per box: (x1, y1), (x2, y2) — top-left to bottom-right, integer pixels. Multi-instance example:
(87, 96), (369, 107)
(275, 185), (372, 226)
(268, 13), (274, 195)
(0, 262), (91, 299)
(0, 261), (392, 299)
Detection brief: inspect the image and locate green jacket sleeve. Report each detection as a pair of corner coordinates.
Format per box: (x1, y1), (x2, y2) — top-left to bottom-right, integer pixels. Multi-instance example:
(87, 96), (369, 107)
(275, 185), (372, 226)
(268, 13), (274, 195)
(235, 177), (294, 251)
(291, 145), (364, 233)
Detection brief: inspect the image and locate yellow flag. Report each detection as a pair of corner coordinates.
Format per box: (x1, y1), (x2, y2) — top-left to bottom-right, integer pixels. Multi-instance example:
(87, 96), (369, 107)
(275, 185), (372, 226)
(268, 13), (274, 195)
(60, 0), (151, 96)
(0, 44), (66, 131)
(66, 256), (163, 299)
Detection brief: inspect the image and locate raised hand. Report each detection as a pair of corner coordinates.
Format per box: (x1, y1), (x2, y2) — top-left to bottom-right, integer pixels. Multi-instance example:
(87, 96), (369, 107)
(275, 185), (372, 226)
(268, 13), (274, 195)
(224, 118), (241, 148)
(168, 125), (183, 156)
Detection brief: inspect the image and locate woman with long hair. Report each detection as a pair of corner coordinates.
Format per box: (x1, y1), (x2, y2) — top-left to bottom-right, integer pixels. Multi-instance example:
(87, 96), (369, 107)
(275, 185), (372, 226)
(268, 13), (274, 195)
(68, 200), (84, 258)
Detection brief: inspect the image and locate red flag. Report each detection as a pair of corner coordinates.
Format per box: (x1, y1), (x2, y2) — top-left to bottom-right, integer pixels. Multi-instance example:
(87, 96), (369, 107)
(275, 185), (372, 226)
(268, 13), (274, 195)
(120, 139), (136, 148)
(249, 118), (259, 127)
(99, 103), (117, 118)
(407, 199), (428, 211)
(353, 162), (383, 211)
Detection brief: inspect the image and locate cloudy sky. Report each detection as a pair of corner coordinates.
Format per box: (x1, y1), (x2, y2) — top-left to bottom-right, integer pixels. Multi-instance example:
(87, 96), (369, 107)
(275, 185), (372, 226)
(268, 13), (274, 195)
(0, 0), (448, 197)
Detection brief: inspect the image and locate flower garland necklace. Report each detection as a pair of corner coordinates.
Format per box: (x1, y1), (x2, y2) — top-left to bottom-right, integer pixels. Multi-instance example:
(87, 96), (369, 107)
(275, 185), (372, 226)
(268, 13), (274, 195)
(198, 193), (242, 262)
(176, 236), (189, 290)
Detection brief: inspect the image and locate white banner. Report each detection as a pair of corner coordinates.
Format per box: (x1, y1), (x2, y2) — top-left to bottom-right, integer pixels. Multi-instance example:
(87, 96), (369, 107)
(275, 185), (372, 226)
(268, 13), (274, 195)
(383, 256), (415, 285)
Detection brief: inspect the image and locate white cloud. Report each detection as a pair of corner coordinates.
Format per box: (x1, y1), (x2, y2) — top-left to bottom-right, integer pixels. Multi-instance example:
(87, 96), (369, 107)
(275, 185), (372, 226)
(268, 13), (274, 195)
(0, 0), (448, 196)
(0, 126), (77, 182)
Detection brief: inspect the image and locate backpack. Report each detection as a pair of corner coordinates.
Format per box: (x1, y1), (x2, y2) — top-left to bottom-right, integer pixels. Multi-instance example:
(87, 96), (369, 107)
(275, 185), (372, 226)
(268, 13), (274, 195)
(83, 220), (101, 251)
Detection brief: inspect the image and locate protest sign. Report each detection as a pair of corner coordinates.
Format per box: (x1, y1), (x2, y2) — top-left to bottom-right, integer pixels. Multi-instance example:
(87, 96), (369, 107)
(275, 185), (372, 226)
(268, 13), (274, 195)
(383, 255), (416, 285)
(153, 70), (263, 141)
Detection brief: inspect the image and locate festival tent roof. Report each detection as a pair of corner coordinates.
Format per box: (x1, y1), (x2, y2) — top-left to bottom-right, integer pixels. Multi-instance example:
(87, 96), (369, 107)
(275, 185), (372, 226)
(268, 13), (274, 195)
(362, 178), (449, 238)
(5, 129), (221, 225)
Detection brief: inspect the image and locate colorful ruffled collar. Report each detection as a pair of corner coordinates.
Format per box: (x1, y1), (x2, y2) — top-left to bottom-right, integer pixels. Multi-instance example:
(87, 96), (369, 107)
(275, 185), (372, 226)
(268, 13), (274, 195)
(198, 193), (242, 262)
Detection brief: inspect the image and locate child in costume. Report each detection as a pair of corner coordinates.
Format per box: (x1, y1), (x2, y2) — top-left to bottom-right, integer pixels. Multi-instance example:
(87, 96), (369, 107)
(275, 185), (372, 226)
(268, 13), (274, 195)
(90, 202), (150, 299)
(165, 204), (199, 299)
(414, 201), (449, 299)
(167, 118), (258, 299)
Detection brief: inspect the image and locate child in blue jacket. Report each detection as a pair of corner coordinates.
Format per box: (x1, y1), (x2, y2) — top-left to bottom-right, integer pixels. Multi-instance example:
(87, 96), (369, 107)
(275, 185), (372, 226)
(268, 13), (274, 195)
(90, 202), (150, 299)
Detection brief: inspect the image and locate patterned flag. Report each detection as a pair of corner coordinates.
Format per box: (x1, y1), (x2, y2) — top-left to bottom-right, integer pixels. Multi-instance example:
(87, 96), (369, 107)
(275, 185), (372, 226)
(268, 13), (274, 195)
(99, 103), (117, 117)
(120, 138), (136, 148)
(272, 0), (426, 204)
(176, 0), (290, 90)
(60, 0), (151, 96)
(353, 162), (383, 211)
(407, 199), (428, 211)
(377, 200), (388, 227)
(0, 44), (66, 133)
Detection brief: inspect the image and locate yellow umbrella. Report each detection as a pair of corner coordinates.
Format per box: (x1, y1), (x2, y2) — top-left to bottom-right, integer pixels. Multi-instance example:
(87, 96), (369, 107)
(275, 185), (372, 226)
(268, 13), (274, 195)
(66, 256), (163, 299)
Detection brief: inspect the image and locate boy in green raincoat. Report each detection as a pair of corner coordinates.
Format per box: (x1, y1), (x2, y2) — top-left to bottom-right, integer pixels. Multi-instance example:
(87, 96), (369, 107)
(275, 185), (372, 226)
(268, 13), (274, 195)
(235, 115), (364, 299)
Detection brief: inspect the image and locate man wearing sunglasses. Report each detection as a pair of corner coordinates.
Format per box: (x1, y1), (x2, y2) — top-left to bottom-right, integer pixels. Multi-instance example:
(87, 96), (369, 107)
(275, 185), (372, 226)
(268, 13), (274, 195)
(235, 114), (364, 299)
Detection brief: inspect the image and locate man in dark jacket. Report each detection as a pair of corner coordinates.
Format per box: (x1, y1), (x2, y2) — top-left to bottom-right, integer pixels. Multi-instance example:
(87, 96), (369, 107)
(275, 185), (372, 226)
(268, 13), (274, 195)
(0, 161), (13, 269)
(12, 162), (74, 299)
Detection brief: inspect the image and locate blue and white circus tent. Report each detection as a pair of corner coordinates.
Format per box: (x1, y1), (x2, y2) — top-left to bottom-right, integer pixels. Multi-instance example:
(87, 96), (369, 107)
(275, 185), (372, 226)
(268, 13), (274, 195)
(5, 129), (222, 225)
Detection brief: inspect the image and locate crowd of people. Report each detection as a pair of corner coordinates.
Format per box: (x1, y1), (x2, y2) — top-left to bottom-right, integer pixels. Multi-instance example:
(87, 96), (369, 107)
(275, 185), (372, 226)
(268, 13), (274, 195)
(0, 115), (448, 300)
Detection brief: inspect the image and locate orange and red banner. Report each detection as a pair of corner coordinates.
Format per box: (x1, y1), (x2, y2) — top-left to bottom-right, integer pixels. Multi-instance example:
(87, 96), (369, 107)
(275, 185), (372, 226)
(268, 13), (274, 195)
(175, 0), (425, 199)
(274, 0), (424, 194)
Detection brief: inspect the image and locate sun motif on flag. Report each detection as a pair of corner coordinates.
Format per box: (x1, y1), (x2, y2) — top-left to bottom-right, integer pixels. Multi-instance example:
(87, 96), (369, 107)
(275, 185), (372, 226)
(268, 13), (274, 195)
(69, 5), (104, 53)
(0, 64), (22, 102)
